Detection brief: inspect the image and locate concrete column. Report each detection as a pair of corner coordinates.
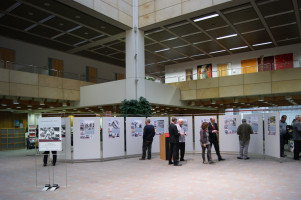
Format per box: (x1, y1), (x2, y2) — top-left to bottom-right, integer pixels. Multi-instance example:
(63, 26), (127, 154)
(125, 0), (145, 100)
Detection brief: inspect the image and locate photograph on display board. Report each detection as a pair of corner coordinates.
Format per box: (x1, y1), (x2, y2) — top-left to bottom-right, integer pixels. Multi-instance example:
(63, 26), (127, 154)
(197, 64), (212, 79)
(154, 120), (164, 135)
(39, 127), (61, 141)
(268, 116), (276, 135)
(80, 120), (95, 139)
(108, 119), (120, 138)
(224, 117), (237, 134)
(131, 119), (143, 137)
(245, 116), (259, 134)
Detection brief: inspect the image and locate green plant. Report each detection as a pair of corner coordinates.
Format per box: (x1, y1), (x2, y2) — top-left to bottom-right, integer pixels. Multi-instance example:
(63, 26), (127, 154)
(120, 96), (152, 116)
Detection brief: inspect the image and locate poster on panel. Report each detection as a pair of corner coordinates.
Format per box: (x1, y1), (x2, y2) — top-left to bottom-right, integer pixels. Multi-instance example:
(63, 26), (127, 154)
(194, 116), (217, 152)
(38, 117), (62, 152)
(197, 64), (212, 79)
(244, 114), (263, 155)
(126, 117), (145, 156)
(148, 117), (168, 153)
(219, 115), (241, 152)
(58, 117), (72, 160)
(103, 117), (125, 158)
(170, 116), (193, 152)
(73, 117), (101, 160)
(264, 113), (280, 158)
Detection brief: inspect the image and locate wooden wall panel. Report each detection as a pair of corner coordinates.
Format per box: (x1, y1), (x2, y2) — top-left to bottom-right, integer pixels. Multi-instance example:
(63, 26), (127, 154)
(241, 58), (257, 74)
(0, 112), (28, 129)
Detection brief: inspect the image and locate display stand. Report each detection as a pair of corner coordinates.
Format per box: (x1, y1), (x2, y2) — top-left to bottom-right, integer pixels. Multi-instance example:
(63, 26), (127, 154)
(160, 134), (166, 160)
(170, 116), (193, 152)
(148, 117), (169, 153)
(194, 116), (217, 152)
(264, 113), (280, 159)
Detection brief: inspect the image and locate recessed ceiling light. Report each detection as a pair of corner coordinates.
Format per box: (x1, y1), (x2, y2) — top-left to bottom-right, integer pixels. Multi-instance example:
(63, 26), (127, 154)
(38, 108), (42, 109)
(75, 15), (81, 19)
(252, 42), (272, 47)
(1, 104), (7, 106)
(193, 14), (219, 22)
(16, 106), (21, 109)
(6, 108), (11, 110)
(154, 48), (170, 53)
(28, 109), (32, 111)
(50, 106), (54, 108)
(209, 50), (226, 54)
(27, 105), (32, 107)
(216, 34), (237, 40)
(230, 46), (248, 51)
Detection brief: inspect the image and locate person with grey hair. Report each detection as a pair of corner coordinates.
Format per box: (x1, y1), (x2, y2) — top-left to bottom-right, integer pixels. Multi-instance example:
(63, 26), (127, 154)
(168, 117), (184, 166)
(176, 119), (187, 161)
(237, 119), (253, 160)
(279, 115), (287, 157)
(293, 115), (301, 160)
(139, 118), (155, 160)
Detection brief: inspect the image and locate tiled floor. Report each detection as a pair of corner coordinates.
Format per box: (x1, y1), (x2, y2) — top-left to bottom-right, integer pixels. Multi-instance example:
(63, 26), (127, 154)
(0, 149), (300, 200)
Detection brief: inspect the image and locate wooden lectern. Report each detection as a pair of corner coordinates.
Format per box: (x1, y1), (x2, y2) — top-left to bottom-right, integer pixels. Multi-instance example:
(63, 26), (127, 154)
(160, 134), (166, 160)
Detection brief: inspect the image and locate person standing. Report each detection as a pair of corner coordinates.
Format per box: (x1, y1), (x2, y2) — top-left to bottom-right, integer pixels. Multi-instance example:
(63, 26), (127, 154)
(168, 117), (184, 166)
(293, 115), (301, 160)
(43, 151), (57, 166)
(176, 119), (187, 161)
(139, 118), (155, 160)
(200, 122), (214, 164)
(237, 119), (253, 160)
(280, 115), (287, 157)
(208, 118), (224, 161)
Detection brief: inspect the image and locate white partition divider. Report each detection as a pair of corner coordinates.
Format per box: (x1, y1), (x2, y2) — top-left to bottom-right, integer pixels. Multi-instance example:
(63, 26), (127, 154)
(148, 117), (168, 153)
(73, 117), (101, 160)
(126, 117), (145, 156)
(244, 114), (264, 155)
(264, 113), (280, 158)
(194, 116), (217, 152)
(58, 117), (71, 160)
(171, 116), (193, 152)
(219, 115), (241, 152)
(102, 117), (125, 158)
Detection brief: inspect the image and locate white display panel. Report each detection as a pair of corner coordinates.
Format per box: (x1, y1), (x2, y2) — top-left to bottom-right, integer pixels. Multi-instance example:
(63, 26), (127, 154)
(264, 113), (280, 158)
(73, 117), (101, 160)
(148, 117), (168, 153)
(194, 116), (217, 152)
(170, 116), (193, 152)
(102, 117), (125, 158)
(126, 117), (145, 156)
(38, 117), (62, 151)
(219, 115), (241, 152)
(58, 118), (71, 160)
(244, 114), (264, 155)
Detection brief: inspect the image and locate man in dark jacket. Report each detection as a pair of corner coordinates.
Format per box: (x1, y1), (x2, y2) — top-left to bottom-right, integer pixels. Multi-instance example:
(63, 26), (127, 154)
(169, 117), (184, 166)
(237, 119), (253, 160)
(293, 115), (301, 160)
(140, 118), (155, 160)
(208, 118), (224, 161)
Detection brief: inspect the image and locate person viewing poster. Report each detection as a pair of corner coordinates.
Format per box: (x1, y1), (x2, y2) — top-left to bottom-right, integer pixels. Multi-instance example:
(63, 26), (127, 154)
(131, 119), (143, 137)
(224, 117), (237, 134)
(108, 119), (120, 138)
(80, 119), (95, 139)
(268, 116), (276, 135)
(154, 119), (164, 135)
(38, 117), (62, 151)
(246, 115), (259, 134)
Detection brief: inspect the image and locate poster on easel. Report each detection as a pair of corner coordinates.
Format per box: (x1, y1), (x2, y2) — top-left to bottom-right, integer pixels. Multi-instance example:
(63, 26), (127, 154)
(264, 113), (280, 158)
(79, 119), (95, 139)
(219, 115), (241, 152)
(244, 114), (263, 155)
(170, 116), (193, 152)
(194, 116), (217, 152)
(148, 117), (168, 153)
(126, 117), (145, 156)
(38, 117), (62, 152)
(108, 118), (121, 138)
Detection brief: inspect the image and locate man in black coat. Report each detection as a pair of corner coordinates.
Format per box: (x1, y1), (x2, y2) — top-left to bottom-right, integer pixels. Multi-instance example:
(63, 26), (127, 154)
(208, 117), (225, 161)
(139, 118), (155, 160)
(168, 117), (184, 166)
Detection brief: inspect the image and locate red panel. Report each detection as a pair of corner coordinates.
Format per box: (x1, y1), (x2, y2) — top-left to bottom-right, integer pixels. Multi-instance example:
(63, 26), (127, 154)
(275, 53), (293, 70)
(257, 56), (275, 71)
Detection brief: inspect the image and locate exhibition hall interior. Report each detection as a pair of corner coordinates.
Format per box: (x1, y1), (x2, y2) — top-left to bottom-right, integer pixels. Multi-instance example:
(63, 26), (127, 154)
(1, 0), (301, 199)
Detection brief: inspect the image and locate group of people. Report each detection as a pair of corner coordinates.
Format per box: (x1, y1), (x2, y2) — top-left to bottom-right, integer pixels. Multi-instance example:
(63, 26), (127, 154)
(139, 114), (301, 164)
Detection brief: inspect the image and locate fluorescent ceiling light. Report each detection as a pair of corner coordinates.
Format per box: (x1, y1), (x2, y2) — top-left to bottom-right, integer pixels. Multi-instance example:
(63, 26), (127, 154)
(193, 14), (219, 22)
(209, 50), (226, 54)
(24, 24), (38, 32)
(161, 37), (177, 42)
(39, 15), (55, 24)
(13, 100), (19, 104)
(252, 42), (272, 46)
(191, 54), (205, 57)
(216, 34), (237, 40)
(67, 25), (82, 33)
(74, 40), (87, 46)
(230, 46), (248, 50)
(173, 57), (187, 61)
(157, 60), (170, 64)
(154, 48), (170, 53)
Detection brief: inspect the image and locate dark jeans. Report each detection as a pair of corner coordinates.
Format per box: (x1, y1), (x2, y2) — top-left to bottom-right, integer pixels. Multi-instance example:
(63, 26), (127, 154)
(179, 142), (185, 160)
(169, 142), (179, 165)
(280, 135), (285, 156)
(201, 144), (212, 162)
(142, 140), (153, 159)
(210, 140), (222, 160)
(294, 140), (301, 160)
(43, 151), (57, 165)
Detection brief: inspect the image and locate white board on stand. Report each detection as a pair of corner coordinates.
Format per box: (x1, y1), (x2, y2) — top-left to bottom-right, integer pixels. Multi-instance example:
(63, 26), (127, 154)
(194, 116), (217, 152)
(58, 117), (71, 160)
(219, 115), (241, 152)
(170, 116), (193, 152)
(73, 117), (101, 160)
(126, 117), (145, 156)
(102, 117), (125, 158)
(244, 114), (264, 155)
(264, 113), (280, 158)
(148, 117), (168, 153)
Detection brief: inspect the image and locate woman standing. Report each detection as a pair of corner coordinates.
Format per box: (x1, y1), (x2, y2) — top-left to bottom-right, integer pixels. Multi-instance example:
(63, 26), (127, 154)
(200, 122), (214, 164)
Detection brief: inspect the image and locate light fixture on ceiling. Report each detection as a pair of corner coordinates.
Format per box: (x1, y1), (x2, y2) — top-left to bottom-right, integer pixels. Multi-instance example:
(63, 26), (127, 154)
(211, 100), (216, 104)
(28, 109), (32, 111)
(62, 102), (67, 107)
(285, 96), (292, 100)
(154, 48), (170, 53)
(27, 105), (32, 108)
(6, 107), (11, 110)
(216, 34), (237, 40)
(258, 96), (264, 101)
(193, 14), (219, 22)
(252, 42), (272, 47)
(38, 108), (42, 110)
(13, 100), (19, 104)
(209, 50), (226, 54)
(230, 46), (248, 51)
(16, 106), (21, 109)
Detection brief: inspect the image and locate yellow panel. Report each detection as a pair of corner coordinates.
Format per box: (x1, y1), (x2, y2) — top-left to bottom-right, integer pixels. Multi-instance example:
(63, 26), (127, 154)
(218, 63), (228, 77)
(241, 58), (257, 74)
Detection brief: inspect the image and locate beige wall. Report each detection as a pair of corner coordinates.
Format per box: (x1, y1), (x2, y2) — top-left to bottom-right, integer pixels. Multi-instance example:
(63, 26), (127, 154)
(0, 69), (93, 101)
(139, 0), (231, 27)
(167, 67), (301, 100)
(74, 0), (133, 27)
